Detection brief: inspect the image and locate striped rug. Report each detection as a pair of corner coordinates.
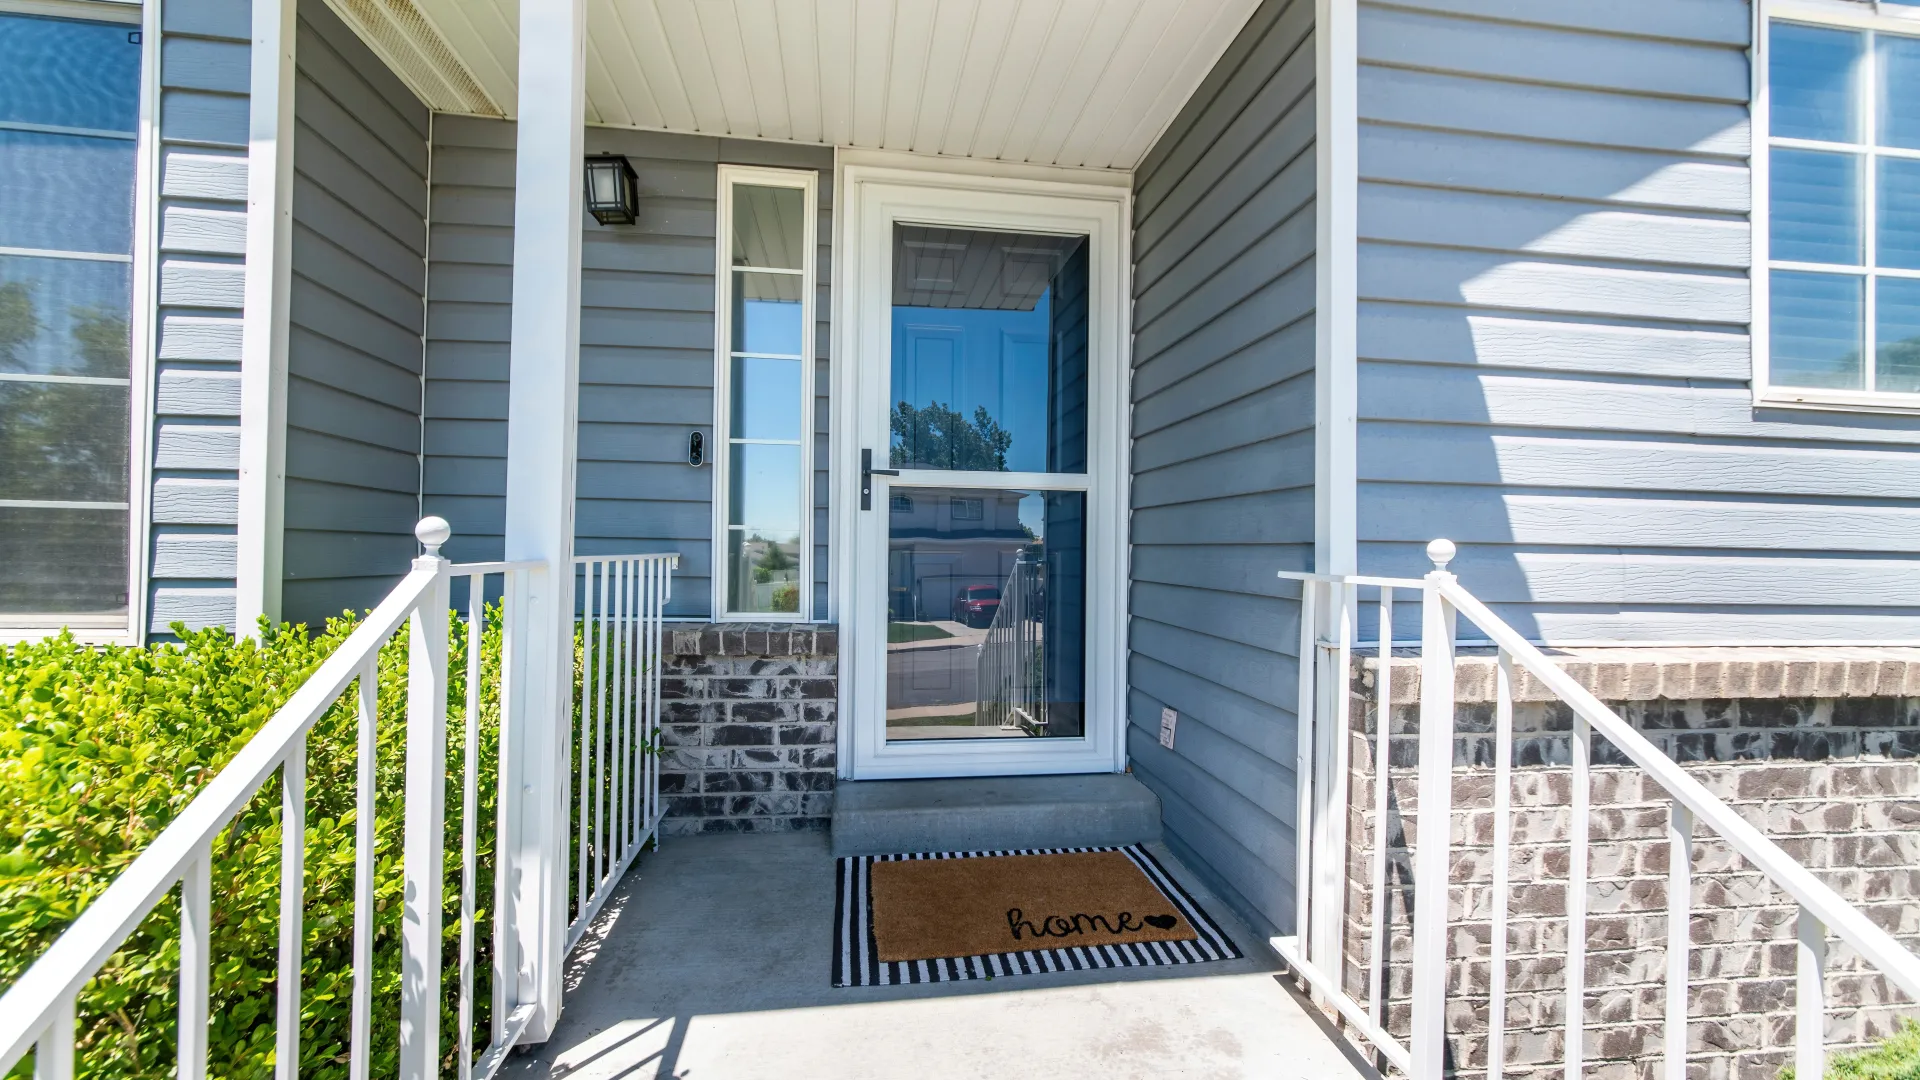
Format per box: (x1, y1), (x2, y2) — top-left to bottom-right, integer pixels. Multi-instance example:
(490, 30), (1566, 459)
(831, 844), (1242, 987)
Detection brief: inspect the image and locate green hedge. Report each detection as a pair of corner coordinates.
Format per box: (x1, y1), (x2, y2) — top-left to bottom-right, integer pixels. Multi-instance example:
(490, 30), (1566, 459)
(1, 611), (502, 1079)
(1782, 1021), (1920, 1079)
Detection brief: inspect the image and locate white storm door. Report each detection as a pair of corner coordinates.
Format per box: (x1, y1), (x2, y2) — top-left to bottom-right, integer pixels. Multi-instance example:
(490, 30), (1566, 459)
(835, 164), (1129, 781)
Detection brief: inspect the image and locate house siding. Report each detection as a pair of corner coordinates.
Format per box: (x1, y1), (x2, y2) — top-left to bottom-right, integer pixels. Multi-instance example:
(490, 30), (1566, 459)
(421, 121), (832, 618)
(1354, 0), (1920, 643)
(1126, 0), (1317, 939)
(278, 0), (429, 628)
(148, 0), (252, 635)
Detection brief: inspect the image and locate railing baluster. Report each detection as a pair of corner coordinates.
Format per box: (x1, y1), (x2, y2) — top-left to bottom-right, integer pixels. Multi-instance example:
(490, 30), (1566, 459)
(615, 559), (631, 865)
(277, 738), (308, 1080)
(1665, 803), (1692, 1080)
(1410, 553), (1457, 1080)
(1292, 579), (1319, 963)
(1489, 650), (1513, 1080)
(1368, 587), (1393, 1032)
(650, 558), (665, 834)
(350, 659), (377, 1080)
(458, 576), (484, 1080)
(400, 571), (450, 1080)
(1566, 712), (1590, 1080)
(179, 848), (210, 1080)
(34, 994), (74, 1080)
(579, 561), (598, 922)
(491, 571), (514, 1045)
(641, 557), (656, 837)
(1797, 907), (1827, 1080)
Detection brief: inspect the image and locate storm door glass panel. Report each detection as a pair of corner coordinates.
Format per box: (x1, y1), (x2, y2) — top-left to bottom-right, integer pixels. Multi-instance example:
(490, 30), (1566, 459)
(723, 181), (809, 615)
(0, 12), (138, 626)
(884, 489), (1084, 741)
(888, 226), (1088, 473)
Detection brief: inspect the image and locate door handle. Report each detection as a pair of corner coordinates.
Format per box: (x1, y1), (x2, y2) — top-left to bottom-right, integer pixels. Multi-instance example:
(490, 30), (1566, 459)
(861, 448), (899, 510)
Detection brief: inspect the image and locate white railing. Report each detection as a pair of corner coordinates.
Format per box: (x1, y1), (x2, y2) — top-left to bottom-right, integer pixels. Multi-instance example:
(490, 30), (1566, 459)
(1274, 540), (1920, 1079)
(977, 554), (1045, 732)
(570, 552), (675, 950)
(0, 519), (676, 1080)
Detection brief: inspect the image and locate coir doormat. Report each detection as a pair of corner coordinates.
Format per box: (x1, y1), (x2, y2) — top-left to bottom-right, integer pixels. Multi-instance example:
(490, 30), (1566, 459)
(831, 845), (1241, 987)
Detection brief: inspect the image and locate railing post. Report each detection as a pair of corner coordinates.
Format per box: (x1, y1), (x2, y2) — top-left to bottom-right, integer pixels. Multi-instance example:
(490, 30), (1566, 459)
(1409, 539), (1458, 1080)
(400, 519), (451, 1080)
(1797, 907), (1827, 1080)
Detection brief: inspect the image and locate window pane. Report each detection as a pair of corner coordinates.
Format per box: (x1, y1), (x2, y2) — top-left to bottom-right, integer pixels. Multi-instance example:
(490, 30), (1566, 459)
(731, 270), (804, 356)
(1880, 158), (1920, 270)
(888, 225), (1090, 473)
(1877, 278), (1920, 393)
(1770, 22), (1863, 142)
(1771, 270), (1865, 389)
(727, 442), (801, 537)
(0, 506), (127, 619)
(726, 529), (802, 614)
(0, 382), (130, 501)
(885, 488), (1084, 741)
(730, 184), (806, 269)
(729, 355), (802, 441)
(1881, 33), (1920, 149)
(0, 256), (133, 376)
(1771, 148), (1861, 265)
(0, 14), (140, 131)
(0, 131), (135, 254)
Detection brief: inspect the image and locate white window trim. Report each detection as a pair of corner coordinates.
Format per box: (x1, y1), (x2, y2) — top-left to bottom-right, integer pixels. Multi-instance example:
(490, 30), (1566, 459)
(0, 0), (158, 646)
(710, 164), (819, 623)
(1754, 0), (1920, 414)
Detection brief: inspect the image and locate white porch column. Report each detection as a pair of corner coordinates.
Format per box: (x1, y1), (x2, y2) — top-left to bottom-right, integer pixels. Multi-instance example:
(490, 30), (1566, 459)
(236, 0), (297, 632)
(502, 0), (586, 1043)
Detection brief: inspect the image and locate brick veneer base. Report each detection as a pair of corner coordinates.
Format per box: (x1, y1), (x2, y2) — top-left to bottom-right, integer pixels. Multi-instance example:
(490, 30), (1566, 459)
(1333, 674), (1920, 1080)
(659, 623), (838, 835)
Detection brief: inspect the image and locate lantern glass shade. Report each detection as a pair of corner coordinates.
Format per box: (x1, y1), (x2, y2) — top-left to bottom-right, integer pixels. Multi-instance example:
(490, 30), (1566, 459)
(584, 154), (637, 225)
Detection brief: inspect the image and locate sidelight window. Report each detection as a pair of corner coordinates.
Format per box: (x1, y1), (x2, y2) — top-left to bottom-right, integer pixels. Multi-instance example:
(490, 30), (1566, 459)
(712, 167), (817, 618)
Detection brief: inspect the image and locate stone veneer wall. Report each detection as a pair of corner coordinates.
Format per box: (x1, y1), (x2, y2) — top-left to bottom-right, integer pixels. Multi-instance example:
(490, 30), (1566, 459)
(1333, 654), (1920, 1080)
(659, 623), (838, 834)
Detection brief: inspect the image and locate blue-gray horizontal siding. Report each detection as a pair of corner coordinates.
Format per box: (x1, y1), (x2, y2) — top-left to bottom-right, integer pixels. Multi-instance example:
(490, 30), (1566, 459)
(279, 0), (428, 628)
(149, 0), (251, 635)
(1127, 0), (1315, 940)
(1354, 0), (1920, 643)
(422, 122), (833, 618)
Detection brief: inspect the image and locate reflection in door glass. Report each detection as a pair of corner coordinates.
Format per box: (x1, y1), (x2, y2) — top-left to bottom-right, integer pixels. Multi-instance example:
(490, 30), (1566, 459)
(889, 226), (1088, 473)
(885, 488), (1084, 741)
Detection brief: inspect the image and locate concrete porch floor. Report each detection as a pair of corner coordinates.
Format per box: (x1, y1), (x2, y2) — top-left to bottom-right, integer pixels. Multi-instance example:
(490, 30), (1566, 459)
(502, 831), (1372, 1080)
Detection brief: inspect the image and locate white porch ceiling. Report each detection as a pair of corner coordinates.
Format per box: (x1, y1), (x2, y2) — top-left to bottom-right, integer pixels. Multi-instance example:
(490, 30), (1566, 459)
(375, 0), (1264, 170)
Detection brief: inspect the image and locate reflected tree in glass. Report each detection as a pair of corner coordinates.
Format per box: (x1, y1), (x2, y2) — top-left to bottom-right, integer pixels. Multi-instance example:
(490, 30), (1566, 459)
(889, 401), (1013, 471)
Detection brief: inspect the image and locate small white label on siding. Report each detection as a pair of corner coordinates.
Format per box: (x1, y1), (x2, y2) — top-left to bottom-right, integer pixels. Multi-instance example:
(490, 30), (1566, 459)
(1159, 707), (1178, 750)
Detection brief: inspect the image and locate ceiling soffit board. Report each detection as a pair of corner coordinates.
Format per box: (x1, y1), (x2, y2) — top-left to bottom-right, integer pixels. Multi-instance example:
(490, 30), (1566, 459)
(342, 0), (1265, 171)
(321, 0), (504, 116)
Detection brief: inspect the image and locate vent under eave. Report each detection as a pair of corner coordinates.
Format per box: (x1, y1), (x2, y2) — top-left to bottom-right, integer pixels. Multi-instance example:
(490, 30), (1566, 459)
(324, 0), (501, 117)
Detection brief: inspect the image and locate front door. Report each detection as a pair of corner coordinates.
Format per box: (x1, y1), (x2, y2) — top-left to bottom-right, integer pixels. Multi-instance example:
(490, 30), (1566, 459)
(836, 163), (1128, 779)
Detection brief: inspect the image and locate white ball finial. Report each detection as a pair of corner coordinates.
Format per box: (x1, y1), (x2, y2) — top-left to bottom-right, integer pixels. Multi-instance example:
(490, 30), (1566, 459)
(1426, 538), (1456, 572)
(415, 516), (452, 557)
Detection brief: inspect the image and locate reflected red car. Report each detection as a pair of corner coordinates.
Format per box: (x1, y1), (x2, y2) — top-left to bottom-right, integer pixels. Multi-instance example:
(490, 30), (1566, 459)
(953, 585), (1000, 628)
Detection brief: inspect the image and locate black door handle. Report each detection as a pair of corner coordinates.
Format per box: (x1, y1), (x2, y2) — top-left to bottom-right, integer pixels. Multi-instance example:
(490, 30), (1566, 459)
(861, 448), (899, 510)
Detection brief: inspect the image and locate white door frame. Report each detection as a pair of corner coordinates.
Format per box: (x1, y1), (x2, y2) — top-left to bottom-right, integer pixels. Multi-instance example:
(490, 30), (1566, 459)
(830, 155), (1132, 781)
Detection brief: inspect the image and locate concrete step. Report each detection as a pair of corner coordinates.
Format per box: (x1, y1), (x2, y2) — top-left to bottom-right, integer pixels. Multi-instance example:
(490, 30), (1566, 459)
(830, 773), (1162, 856)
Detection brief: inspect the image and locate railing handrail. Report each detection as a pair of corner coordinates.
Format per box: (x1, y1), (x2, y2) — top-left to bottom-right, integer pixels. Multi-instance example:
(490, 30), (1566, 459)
(0, 561), (442, 1074)
(1436, 574), (1920, 1000)
(571, 553), (678, 566)
(1275, 569), (1427, 590)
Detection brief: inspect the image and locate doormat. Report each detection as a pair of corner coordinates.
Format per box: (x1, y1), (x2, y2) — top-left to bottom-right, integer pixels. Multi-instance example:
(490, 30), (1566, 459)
(831, 845), (1241, 987)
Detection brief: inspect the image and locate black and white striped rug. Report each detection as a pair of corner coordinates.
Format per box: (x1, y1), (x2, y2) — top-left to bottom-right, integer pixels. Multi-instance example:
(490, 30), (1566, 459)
(831, 844), (1242, 987)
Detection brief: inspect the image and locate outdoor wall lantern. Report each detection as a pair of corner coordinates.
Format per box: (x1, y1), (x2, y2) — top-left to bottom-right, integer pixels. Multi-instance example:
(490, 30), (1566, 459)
(584, 153), (639, 225)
